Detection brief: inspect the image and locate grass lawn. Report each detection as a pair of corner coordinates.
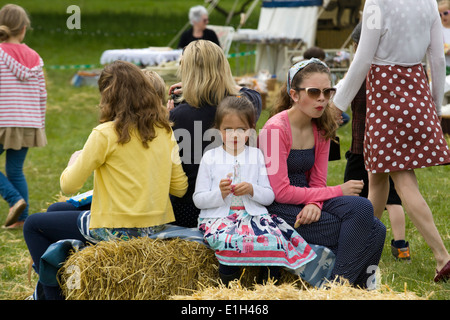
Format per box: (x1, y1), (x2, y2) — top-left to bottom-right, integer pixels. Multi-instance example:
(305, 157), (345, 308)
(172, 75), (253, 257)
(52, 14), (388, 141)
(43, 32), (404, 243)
(0, 0), (449, 300)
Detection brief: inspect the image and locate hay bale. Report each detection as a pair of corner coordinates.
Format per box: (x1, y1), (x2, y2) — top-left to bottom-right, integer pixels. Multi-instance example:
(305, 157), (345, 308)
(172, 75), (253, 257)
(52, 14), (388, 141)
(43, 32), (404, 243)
(59, 236), (423, 300)
(58, 236), (300, 300)
(59, 237), (219, 300)
(171, 279), (425, 300)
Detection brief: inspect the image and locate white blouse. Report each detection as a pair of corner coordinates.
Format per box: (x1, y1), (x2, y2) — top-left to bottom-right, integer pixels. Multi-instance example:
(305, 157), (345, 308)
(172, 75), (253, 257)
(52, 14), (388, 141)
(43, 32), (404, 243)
(333, 0), (446, 115)
(193, 145), (275, 218)
(442, 26), (450, 67)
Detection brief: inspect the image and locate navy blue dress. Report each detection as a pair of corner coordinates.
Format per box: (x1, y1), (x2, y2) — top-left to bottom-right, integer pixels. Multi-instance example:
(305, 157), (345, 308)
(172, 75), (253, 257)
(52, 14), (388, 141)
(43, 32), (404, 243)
(268, 148), (315, 227)
(268, 148), (386, 288)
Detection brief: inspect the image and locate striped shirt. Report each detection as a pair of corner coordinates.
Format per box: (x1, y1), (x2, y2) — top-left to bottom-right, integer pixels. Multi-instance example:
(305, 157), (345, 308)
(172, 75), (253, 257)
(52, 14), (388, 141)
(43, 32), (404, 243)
(0, 44), (46, 128)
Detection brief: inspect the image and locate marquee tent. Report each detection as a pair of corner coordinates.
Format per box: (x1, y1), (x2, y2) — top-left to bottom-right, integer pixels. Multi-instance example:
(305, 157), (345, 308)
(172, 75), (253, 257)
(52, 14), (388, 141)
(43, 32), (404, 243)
(250, 0), (323, 79)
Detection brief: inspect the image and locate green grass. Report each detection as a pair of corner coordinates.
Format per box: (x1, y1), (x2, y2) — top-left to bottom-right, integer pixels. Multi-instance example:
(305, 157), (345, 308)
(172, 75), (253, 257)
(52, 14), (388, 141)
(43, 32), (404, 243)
(12, 0), (258, 69)
(1, 0), (449, 300)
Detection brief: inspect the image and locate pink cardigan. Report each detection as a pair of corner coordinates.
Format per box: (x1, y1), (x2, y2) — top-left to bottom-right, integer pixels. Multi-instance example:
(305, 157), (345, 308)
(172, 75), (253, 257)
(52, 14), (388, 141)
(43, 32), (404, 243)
(258, 110), (343, 209)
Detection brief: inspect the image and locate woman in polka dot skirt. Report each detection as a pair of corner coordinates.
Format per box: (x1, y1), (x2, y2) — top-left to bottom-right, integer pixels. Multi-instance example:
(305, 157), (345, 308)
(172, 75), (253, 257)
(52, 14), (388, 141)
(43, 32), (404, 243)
(333, 0), (450, 282)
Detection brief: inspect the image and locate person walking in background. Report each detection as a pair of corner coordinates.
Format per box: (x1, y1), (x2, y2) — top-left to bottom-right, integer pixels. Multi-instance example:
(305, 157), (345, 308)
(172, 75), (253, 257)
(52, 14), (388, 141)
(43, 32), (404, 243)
(194, 96), (316, 286)
(333, 0), (450, 282)
(258, 59), (386, 289)
(0, 4), (47, 228)
(338, 22), (411, 261)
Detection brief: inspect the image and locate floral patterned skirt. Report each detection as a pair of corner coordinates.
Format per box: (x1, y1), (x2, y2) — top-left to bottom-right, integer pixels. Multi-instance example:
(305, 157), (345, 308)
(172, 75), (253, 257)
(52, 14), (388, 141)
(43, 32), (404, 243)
(198, 208), (317, 270)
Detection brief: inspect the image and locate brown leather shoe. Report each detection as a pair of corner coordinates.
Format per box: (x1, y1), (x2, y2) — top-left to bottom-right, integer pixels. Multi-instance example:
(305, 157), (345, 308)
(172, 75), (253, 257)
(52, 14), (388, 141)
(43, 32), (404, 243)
(4, 199), (26, 227)
(434, 260), (450, 283)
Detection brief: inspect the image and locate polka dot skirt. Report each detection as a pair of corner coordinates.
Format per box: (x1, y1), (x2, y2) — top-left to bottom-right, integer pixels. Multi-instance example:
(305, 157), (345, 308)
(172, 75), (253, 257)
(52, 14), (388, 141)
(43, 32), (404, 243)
(364, 64), (450, 173)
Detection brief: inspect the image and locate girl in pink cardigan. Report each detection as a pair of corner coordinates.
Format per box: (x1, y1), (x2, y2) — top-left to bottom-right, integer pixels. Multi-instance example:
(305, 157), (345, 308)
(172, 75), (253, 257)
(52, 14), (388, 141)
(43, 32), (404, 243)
(258, 59), (386, 288)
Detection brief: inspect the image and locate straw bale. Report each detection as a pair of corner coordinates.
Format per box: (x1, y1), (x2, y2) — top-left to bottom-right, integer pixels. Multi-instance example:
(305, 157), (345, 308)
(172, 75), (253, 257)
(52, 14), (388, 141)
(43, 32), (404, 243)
(58, 235), (424, 300)
(170, 278), (425, 300)
(59, 237), (219, 300)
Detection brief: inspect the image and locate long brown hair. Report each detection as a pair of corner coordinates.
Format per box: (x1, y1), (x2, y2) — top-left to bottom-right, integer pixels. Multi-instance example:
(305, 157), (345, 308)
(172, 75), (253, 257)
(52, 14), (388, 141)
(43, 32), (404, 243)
(98, 60), (172, 148)
(272, 62), (338, 140)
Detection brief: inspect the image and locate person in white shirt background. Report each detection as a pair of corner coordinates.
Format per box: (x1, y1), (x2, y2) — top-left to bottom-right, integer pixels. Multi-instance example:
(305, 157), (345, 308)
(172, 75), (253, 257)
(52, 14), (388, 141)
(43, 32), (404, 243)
(332, 0), (450, 282)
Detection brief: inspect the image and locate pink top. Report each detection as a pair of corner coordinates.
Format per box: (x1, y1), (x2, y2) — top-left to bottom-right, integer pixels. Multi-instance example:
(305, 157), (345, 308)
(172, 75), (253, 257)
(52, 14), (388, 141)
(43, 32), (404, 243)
(0, 43), (41, 68)
(258, 110), (343, 209)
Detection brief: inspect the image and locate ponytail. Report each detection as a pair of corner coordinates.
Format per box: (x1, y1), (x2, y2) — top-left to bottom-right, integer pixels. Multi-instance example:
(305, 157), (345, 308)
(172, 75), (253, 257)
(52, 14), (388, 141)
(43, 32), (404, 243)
(0, 25), (11, 41)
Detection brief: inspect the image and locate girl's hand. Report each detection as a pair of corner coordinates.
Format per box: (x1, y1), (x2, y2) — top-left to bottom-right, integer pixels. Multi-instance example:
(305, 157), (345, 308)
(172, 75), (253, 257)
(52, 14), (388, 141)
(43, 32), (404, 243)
(340, 180), (364, 196)
(294, 204), (321, 228)
(219, 176), (232, 199)
(168, 82), (182, 95)
(232, 182), (254, 197)
(67, 150), (82, 166)
(167, 99), (175, 111)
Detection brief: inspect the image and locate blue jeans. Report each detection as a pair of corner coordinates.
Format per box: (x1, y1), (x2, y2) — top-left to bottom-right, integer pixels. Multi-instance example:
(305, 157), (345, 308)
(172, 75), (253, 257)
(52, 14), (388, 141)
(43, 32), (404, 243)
(0, 145), (29, 220)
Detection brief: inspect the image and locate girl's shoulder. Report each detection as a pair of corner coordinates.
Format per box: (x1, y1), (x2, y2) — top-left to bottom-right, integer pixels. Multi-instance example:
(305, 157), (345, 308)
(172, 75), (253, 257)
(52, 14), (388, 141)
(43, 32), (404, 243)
(245, 145), (263, 155)
(91, 122), (116, 139)
(0, 43), (42, 68)
(259, 111), (291, 142)
(94, 121), (114, 131)
(262, 111), (288, 130)
(203, 145), (224, 158)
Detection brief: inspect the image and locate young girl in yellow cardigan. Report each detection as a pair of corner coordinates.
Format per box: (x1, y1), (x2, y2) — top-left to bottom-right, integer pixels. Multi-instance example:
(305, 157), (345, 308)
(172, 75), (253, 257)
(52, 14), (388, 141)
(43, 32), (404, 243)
(23, 61), (188, 299)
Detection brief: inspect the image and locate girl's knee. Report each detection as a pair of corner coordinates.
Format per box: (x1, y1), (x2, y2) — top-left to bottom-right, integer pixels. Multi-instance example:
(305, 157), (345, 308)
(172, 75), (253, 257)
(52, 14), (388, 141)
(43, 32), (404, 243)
(344, 197), (377, 230)
(349, 196), (374, 220)
(23, 212), (44, 235)
(374, 218), (387, 240)
(23, 213), (37, 234)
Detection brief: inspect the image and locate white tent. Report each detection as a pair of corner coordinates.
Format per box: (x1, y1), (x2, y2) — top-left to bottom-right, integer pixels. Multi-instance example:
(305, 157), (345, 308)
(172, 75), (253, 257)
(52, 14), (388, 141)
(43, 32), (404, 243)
(234, 0), (324, 79)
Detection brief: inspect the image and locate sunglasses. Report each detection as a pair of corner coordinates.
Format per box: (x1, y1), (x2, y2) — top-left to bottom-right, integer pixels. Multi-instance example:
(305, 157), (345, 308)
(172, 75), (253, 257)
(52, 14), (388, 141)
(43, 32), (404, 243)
(440, 10), (450, 17)
(293, 87), (336, 99)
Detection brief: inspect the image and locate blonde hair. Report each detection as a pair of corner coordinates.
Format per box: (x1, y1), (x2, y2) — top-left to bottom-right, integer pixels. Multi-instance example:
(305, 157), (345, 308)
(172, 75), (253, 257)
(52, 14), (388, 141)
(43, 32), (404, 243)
(0, 4), (30, 41)
(177, 40), (239, 108)
(98, 61), (172, 148)
(141, 69), (166, 104)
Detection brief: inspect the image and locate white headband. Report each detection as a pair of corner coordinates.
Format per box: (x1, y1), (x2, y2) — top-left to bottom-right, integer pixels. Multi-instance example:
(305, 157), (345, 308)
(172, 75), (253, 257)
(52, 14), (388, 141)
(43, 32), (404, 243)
(287, 58), (329, 93)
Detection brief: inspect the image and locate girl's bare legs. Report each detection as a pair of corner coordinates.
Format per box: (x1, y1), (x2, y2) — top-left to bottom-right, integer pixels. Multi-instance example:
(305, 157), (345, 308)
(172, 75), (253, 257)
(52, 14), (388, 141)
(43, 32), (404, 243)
(368, 172), (389, 219)
(390, 170), (450, 271)
(386, 204), (406, 242)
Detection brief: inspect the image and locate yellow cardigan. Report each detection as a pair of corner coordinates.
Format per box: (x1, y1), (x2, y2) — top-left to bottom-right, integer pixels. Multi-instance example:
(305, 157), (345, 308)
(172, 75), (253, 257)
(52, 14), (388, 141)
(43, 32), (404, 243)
(60, 122), (187, 229)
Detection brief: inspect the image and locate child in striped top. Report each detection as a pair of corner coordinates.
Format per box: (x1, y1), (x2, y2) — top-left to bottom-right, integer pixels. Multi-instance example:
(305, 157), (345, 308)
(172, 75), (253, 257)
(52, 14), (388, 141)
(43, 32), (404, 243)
(0, 4), (47, 228)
